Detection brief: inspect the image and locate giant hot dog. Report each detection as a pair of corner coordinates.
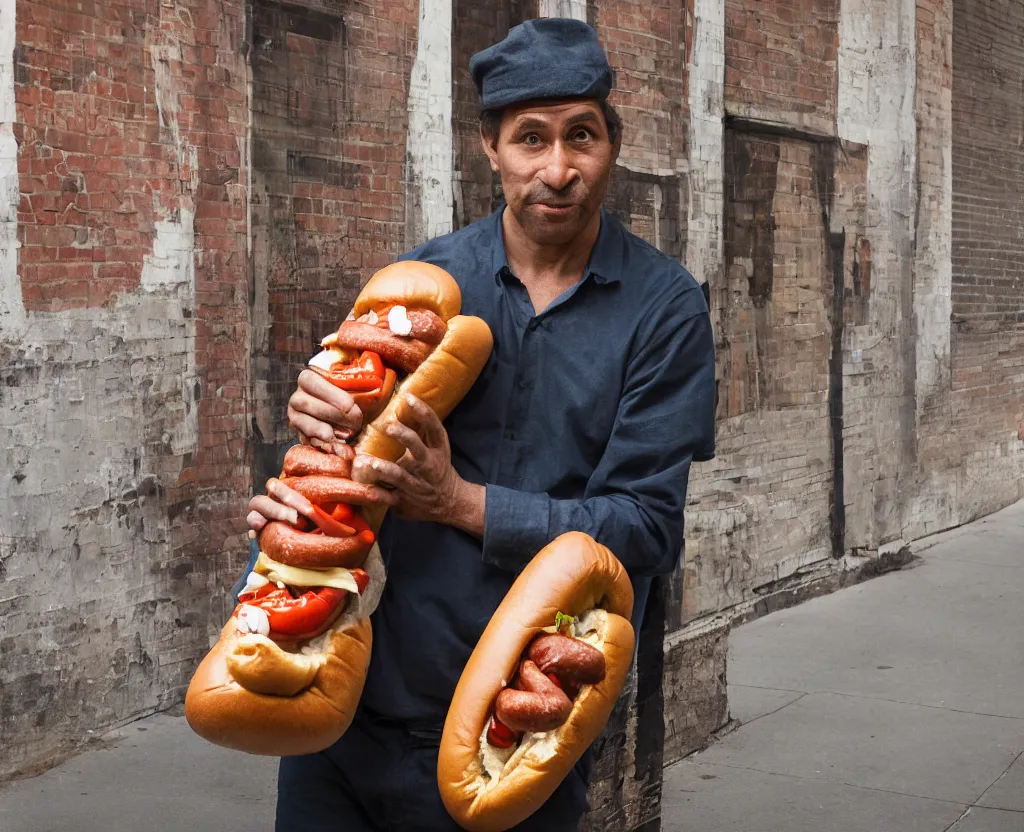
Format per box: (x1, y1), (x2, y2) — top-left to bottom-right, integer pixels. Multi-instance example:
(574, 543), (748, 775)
(185, 261), (493, 756)
(438, 532), (635, 831)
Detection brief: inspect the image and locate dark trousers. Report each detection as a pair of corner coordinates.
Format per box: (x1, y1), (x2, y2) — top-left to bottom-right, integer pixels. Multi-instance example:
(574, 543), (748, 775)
(275, 708), (594, 831)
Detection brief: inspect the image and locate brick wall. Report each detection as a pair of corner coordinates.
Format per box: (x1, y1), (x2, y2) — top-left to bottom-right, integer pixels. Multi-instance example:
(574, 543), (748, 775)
(596, 0), (689, 259)
(249, 0), (418, 486)
(948, 0), (1024, 517)
(3, 0), (250, 777)
(724, 0), (839, 135)
(452, 0), (536, 228)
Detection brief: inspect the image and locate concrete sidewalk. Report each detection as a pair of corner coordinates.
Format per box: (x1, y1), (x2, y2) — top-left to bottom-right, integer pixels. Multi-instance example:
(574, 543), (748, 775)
(663, 500), (1024, 832)
(1, 502), (1021, 831)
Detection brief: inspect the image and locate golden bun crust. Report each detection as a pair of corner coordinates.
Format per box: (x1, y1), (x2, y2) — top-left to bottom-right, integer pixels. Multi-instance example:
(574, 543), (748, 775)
(354, 261), (463, 322)
(355, 315), (493, 461)
(184, 614), (372, 757)
(225, 635), (323, 696)
(438, 532), (635, 832)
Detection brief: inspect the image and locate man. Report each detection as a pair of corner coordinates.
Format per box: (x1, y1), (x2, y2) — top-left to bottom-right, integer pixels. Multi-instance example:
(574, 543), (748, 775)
(245, 18), (715, 831)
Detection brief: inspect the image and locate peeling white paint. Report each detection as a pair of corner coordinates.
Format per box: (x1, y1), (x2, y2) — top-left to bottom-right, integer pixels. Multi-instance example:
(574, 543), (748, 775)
(406, 0), (453, 247)
(141, 212), (197, 291)
(0, 14), (204, 775)
(539, 0), (587, 21)
(912, 7), (953, 407)
(0, 0), (24, 333)
(686, 0), (725, 290)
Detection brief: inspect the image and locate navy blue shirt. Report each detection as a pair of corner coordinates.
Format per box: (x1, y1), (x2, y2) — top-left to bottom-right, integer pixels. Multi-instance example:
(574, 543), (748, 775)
(362, 207), (716, 727)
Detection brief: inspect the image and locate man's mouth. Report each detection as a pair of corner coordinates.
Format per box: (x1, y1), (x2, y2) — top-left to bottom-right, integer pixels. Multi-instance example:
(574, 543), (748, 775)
(532, 202), (578, 216)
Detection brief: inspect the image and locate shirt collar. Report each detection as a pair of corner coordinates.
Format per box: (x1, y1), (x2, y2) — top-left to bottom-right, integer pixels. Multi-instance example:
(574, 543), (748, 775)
(490, 206), (624, 285)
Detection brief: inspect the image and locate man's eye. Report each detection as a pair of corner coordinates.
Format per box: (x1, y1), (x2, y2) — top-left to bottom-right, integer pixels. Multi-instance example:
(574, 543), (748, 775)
(524, 134), (541, 145)
(572, 129), (592, 141)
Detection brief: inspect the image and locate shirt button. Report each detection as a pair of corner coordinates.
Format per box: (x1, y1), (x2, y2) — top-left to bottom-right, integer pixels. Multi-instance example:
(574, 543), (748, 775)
(517, 376), (528, 390)
(504, 429), (516, 440)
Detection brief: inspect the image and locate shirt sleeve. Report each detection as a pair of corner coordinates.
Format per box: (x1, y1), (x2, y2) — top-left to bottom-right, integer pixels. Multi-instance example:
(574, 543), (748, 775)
(481, 298), (716, 577)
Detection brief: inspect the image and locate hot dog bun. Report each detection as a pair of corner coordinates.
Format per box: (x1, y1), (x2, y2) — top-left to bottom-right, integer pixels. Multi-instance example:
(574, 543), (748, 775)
(185, 261), (493, 758)
(185, 614), (372, 756)
(437, 532), (635, 831)
(355, 315), (493, 461)
(354, 260), (463, 321)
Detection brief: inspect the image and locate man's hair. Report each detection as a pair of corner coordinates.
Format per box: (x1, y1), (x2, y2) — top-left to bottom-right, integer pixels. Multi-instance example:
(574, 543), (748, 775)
(479, 99), (623, 146)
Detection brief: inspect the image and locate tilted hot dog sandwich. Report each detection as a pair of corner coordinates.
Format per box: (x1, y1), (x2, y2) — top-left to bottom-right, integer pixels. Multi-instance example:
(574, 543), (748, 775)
(437, 532), (635, 831)
(185, 262), (493, 756)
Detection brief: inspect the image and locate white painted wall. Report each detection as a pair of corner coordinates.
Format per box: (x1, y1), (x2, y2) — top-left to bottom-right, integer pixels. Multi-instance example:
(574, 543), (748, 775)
(406, 0), (454, 247)
(539, 0), (587, 21)
(0, 0), (23, 332)
(836, 0), (920, 546)
(686, 0), (725, 290)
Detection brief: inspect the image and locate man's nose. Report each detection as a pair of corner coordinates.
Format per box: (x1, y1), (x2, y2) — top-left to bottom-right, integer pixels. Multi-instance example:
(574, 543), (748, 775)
(537, 142), (579, 193)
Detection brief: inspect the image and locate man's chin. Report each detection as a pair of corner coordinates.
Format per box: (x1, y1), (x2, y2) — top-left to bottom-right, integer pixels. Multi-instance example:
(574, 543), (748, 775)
(521, 207), (589, 245)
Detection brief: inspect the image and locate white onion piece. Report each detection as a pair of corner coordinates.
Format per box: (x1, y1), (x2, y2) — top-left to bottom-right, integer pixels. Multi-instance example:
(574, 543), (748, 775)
(308, 348), (346, 371)
(241, 571), (270, 595)
(387, 305), (412, 336)
(236, 605), (271, 637)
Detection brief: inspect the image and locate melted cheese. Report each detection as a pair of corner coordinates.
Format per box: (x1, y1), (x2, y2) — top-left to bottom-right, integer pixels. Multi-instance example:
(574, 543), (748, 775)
(253, 552), (361, 594)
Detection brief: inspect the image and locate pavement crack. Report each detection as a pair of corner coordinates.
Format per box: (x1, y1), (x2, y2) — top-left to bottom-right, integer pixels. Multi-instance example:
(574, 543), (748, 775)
(733, 692), (808, 728)
(972, 749), (1023, 808)
(740, 687), (1024, 721)
(941, 806), (973, 831)
(685, 760), (968, 806)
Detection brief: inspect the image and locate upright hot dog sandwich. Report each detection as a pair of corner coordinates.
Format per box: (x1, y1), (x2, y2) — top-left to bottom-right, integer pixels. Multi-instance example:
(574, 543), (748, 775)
(185, 262), (493, 756)
(438, 532), (635, 831)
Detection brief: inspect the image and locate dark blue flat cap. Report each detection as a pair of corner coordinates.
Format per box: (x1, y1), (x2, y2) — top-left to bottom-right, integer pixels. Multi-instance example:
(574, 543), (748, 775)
(470, 18), (615, 111)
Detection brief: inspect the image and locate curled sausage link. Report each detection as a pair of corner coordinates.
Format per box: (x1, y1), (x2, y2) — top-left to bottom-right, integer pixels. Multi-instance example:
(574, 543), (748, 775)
(282, 444), (354, 479)
(494, 660), (573, 734)
(258, 521), (374, 570)
(335, 321), (433, 374)
(280, 475), (384, 506)
(526, 633), (606, 688)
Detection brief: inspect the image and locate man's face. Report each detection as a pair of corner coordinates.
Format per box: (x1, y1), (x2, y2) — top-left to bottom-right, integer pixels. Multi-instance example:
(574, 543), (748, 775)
(482, 99), (619, 247)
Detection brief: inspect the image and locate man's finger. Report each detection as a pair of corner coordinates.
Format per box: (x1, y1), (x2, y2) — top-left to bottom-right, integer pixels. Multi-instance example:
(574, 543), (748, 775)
(295, 370), (364, 432)
(288, 406), (335, 444)
(398, 394), (446, 447)
(266, 477), (315, 519)
(247, 494), (300, 527)
(384, 420), (429, 463)
(352, 455), (416, 493)
(246, 510), (268, 532)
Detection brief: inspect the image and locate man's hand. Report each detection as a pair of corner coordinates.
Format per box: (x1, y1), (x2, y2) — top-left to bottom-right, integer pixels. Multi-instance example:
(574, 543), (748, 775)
(352, 394), (485, 538)
(246, 477), (316, 534)
(245, 475), (399, 537)
(288, 369), (364, 455)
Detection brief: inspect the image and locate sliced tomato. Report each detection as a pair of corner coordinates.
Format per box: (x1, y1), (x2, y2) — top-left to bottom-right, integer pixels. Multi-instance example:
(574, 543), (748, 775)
(352, 367), (397, 423)
(338, 508), (376, 546)
(326, 502), (355, 523)
(323, 351), (386, 392)
(487, 715), (520, 749)
(351, 568), (370, 594)
(346, 511), (372, 533)
(357, 351), (385, 377)
(252, 586), (348, 637)
(309, 504), (356, 537)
